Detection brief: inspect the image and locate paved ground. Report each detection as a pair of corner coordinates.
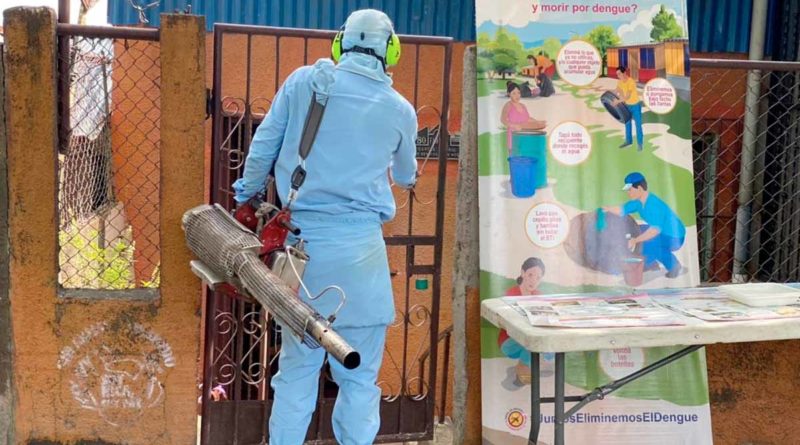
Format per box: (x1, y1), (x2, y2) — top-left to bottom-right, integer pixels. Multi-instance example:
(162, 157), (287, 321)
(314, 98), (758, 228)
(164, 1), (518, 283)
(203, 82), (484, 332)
(386, 421), (453, 445)
(197, 416), (454, 444)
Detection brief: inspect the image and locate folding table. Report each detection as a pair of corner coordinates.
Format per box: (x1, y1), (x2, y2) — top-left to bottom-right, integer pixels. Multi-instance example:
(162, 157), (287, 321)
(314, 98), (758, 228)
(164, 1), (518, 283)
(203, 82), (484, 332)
(481, 289), (800, 445)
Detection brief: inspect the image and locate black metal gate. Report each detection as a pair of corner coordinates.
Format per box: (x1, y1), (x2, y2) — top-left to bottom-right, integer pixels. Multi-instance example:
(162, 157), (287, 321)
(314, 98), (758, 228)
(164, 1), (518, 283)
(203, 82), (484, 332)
(201, 23), (453, 444)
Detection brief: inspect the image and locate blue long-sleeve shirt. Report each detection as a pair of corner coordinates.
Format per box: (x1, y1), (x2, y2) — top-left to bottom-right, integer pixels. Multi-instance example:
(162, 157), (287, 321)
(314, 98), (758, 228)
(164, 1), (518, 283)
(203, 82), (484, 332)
(622, 193), (686, 239)
(232, 61), (418, 223)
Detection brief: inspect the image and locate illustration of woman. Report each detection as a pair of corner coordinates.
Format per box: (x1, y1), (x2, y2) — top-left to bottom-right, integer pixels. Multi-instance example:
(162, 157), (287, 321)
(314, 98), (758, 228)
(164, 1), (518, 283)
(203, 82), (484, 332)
(501, 82), (547, 154)
(498, 257), (545, 386)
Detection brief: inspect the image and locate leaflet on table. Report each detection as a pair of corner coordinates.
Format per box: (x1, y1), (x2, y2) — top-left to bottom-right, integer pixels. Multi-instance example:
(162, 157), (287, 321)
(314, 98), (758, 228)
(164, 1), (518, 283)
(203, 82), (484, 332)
(502, 294), (684, 328)
(653, 292), (800, 322)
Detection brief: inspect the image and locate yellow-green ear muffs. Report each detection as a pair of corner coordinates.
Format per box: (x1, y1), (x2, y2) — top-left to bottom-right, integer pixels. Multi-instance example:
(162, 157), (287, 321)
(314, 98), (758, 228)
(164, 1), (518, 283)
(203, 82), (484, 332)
(331, 27), (400, 67)
(331, 30), (344, 62)
(385, 33), (401, 66)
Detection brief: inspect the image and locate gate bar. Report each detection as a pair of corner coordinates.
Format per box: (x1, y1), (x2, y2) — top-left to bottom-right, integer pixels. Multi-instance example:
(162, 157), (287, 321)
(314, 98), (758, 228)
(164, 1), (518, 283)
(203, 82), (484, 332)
(56, 23), (160, 40)
(213, 23), (452, 46)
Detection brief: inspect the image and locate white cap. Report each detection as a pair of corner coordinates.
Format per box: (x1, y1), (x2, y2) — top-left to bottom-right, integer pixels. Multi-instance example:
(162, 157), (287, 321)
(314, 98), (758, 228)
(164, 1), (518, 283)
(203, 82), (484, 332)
(342, 9), (394, 58)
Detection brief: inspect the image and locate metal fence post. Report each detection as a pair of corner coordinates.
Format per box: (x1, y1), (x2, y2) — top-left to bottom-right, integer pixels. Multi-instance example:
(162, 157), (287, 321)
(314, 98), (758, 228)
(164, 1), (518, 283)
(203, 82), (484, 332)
(733, 0), (769, 282)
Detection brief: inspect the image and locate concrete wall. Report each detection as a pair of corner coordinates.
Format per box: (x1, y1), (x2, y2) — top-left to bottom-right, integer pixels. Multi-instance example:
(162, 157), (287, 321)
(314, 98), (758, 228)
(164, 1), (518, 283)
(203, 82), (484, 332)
(451, 46), (481, 445)
(0, 36), (16, 445)
(3, 9), (204, 444)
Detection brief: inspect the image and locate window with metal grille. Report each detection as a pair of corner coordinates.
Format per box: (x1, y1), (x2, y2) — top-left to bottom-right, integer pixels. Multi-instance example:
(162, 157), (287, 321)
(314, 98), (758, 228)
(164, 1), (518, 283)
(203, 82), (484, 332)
(57, 34), (161, 296)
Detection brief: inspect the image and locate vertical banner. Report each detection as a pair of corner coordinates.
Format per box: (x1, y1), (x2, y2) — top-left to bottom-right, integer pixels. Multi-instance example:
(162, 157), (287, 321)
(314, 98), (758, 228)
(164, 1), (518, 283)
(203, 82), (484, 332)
(475, 1), (713, 443)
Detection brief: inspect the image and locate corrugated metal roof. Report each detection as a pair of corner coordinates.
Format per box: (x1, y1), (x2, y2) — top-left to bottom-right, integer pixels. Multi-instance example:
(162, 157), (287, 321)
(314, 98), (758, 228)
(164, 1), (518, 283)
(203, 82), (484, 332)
(765, 0), (799, 59)
(688, 0), (752, 53)
(108, 0), (476, 41)
(108, 0), (776, 54)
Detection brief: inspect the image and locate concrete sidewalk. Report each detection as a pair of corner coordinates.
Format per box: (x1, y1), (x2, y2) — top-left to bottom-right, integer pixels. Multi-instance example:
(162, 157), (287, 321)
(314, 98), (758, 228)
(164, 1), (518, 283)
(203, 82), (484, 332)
(386, 421), (453, 445)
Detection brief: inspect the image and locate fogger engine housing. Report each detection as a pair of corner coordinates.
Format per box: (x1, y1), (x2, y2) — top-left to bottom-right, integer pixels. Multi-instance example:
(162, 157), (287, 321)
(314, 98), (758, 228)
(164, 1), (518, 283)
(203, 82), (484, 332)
(253, 203), (309, 293)
(182, 204), (360, 369)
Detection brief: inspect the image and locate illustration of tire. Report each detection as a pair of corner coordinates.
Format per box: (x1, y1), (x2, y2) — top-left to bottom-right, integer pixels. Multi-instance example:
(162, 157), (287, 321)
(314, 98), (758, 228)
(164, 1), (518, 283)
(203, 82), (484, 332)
(563, 211), (641, 275)
(601, 91), (632, 124)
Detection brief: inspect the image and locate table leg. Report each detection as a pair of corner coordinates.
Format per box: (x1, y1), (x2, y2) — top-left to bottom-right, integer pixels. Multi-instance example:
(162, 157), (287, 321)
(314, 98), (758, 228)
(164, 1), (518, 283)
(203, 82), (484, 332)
(529, 352), (540, 445)
(554, 352), (565, 445)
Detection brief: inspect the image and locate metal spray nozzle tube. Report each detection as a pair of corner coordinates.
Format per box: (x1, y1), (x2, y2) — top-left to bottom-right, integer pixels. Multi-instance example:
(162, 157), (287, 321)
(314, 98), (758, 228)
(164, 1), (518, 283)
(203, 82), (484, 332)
(182, 204), (360, 369)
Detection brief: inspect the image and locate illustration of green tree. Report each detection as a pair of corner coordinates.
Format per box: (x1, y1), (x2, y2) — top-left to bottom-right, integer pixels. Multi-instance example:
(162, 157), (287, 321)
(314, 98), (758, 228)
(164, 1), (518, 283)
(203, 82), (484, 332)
(477, 32), (494, 50)
(491, 27), (527, 77)
(540, 37), (562, 59)
(492, 48), (517, 78)
(477, 32), (494, 77)
(651, 5), (684, 41)
(584, 25), (621, 76)
(477, 51), (494, 78)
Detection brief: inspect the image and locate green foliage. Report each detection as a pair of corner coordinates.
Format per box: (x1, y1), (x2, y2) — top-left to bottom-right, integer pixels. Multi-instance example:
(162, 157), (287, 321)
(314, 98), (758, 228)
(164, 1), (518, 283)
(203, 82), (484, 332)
(59, 226), (136, 289)
(477, 50), (494, 75)
(492, 48), (518, 78)
(642, 96), (692, 139)
(140, 264), (161, 288)
(478, 127), (697, 226)
(584, 25), (621, 72)
(477, 27), (528, 78)
(537, 37), (562, 60)
(651, 5), (684, 41)
(477, 32), (494, 50)
(477, 78), (508, 97)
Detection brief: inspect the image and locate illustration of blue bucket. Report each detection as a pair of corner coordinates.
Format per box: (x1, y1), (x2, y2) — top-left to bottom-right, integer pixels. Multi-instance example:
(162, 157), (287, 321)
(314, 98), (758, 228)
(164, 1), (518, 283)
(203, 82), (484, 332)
(508, 156), (537, 198)
(512, 130), (547, 189)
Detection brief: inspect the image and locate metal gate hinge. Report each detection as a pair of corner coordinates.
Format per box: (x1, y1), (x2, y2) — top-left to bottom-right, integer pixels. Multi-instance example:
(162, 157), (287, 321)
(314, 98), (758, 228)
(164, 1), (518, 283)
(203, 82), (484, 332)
(205, 88), (213, 120)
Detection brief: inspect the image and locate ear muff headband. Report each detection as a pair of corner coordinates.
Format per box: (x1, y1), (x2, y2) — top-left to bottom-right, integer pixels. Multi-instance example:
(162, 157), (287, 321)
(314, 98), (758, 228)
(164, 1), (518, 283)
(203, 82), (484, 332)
(385, 32), (401, 66)
(330, 26), (402, 67)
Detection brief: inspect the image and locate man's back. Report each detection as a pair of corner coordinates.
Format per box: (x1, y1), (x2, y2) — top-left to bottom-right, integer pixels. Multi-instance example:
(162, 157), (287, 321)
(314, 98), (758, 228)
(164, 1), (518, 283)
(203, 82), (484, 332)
(270, 66), (418, 222)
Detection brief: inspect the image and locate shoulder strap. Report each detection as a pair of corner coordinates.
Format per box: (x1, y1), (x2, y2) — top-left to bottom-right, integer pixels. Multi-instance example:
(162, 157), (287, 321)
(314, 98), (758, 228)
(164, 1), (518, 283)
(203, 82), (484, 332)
(298, 93), (327, 160)
(286, 92), (328, 208)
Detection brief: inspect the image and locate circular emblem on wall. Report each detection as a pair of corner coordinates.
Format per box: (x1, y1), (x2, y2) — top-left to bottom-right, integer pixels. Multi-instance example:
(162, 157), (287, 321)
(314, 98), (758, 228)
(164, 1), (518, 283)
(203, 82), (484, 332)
(57, 321), (176, 426)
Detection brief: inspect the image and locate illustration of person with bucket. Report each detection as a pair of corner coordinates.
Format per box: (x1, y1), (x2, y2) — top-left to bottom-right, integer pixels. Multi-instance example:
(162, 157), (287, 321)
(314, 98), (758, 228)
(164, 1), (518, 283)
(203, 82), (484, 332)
(612, 66), (645, 151)
(603, 172), (686, 279)
(501, 83), (548, 198)
(498, 257), (555, 390)
(501, 82), (547, 154)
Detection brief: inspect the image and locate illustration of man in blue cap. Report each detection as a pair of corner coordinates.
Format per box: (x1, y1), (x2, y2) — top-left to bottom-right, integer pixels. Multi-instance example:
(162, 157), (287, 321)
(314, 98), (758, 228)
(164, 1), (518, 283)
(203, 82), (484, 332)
(604, 172), (686, 278)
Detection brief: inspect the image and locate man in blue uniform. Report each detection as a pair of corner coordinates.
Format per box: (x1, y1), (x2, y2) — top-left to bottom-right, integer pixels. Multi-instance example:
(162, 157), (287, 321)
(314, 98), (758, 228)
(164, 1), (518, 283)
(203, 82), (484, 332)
(231, 9), (418, 445)
(604, 172), (685, 278)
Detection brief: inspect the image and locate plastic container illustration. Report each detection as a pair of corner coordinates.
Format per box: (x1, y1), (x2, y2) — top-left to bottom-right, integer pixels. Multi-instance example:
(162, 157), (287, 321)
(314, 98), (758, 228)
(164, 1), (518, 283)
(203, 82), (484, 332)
(508, 156), (538, 198)
(622, 257), (644, 287)
(512, 130), (548, 189)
